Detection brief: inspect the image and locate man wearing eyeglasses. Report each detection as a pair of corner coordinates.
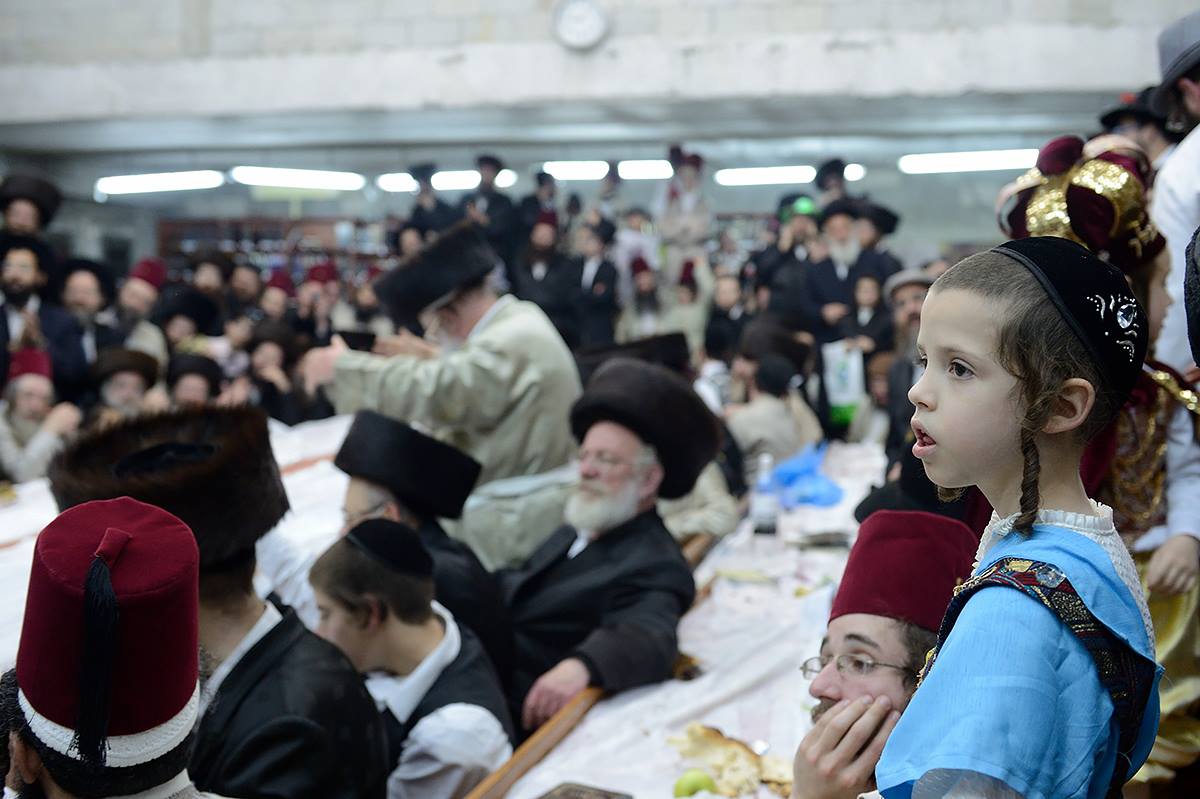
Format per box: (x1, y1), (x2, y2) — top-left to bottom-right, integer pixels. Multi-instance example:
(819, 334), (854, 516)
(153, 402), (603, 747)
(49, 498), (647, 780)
(500, 357), (720, 733)
(792, 510), (976, 799)
(254, 409), (515, 686)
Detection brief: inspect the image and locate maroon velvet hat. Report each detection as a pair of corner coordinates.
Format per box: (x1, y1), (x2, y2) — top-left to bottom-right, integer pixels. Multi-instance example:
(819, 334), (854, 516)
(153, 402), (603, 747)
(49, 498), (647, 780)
(128, 257), (167, 292)
(16, 497), (199, 767)
(9, 348), (53, 381)
(830, 510), (977, 633)
(265, 268), (296, 297)
(304, 261), (340, 286)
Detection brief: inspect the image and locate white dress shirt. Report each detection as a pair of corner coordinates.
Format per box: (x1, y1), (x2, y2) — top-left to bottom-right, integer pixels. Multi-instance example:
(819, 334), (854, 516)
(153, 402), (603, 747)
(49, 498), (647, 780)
(581, 256), (602, 291)
(366, 603), (512, 799)
(1150, 126), (1200, 371)
(5, 295), (39, 342)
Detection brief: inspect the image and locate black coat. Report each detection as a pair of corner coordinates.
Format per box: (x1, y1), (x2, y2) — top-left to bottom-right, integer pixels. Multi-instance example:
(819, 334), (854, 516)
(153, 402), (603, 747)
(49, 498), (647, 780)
(838, 306), (895, 354)
(0, 301), (87, 400)
(576, 258), (619, 349)
(499, 510), (695, 709)
(409, 197), (461, 237)
(885, 356), (918, 465)
(801, 250), (892, 343)
(382, 623), (516, 769)
(511, 253), (582, 350)
(191, 607), (389, 799)
(767, 257), (815, 332)
(420, 521), (514, 687)
(459, 189), (517, 266)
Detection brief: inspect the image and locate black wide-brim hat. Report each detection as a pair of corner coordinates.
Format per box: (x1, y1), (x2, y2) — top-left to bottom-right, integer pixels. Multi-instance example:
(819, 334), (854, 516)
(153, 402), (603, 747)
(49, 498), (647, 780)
(166, 353), (224, 396)
(819, 197), (862, 228)
(154, 287), (219, 333)
(334, 410), (482, 520)
(569, 357), (721, 499)
(993, 237), (1149, 404)
(63, 258), (117, 306)
(1099, 87), (1163, 130)
(0, 175), (62, 228)
(860, 202), (900, 236)
(815, 158), (847, 191)
(575, 332), (690, 385)
(91, 348), (159, 389)
(47, 406), (289, 571)
(373, 221), (499, 327)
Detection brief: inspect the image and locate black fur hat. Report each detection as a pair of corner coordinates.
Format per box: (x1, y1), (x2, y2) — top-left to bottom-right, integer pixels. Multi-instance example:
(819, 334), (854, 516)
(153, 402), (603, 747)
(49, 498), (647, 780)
(47, 406), (289, 570)
(569, 357), (720, 499)
(0, 175), (62, 228)
(373, 221), (498, 327)
(334, 410), (482, 520)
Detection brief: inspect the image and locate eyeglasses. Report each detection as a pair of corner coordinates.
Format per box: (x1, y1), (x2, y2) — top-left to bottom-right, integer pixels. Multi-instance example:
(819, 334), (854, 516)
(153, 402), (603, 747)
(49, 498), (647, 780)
(799, 654), (914, 679)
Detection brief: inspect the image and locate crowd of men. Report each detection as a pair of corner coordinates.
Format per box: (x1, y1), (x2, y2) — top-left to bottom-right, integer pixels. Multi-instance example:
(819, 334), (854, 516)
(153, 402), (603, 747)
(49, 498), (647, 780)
(3, 7), (1200, 799)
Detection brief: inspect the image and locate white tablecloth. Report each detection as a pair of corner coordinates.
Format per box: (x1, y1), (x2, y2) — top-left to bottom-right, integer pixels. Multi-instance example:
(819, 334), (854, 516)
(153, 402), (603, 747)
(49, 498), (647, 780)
(507, 442), (885, 799)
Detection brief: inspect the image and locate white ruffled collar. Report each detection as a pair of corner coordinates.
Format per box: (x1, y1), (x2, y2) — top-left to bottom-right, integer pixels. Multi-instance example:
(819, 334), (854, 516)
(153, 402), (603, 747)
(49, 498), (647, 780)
(975, 500), (1115, 569)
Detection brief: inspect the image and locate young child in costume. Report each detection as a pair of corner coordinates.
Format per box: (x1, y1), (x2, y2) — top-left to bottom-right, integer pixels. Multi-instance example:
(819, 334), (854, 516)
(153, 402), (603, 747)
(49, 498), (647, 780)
(874, 236), (1162, 799)
(1001, 135), (1200, 787)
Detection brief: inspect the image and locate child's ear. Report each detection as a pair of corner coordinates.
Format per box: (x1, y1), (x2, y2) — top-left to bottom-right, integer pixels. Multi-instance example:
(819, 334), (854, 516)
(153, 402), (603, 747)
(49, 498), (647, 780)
(1042, 378), (1096, 435)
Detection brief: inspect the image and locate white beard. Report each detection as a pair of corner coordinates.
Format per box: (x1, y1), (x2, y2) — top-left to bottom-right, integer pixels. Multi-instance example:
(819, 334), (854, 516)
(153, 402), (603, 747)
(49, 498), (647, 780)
(828, 238), (861, 268)
(563, 477), (641, 534)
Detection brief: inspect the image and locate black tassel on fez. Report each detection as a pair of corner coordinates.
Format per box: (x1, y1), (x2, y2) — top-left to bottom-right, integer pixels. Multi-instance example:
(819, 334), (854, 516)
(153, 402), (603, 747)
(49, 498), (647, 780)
(74, 529), (129, 766)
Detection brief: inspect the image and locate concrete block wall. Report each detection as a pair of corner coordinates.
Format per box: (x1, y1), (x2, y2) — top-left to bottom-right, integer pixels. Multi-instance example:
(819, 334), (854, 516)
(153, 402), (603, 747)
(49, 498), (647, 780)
(0, 0), (1194, 123)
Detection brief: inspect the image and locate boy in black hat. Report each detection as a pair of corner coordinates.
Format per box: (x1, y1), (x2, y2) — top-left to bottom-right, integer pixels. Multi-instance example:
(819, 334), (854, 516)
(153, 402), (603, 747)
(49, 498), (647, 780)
(408, 163), (461, 236)
(309, 519), (514, 799)
(258, 409), (514, 679)
(573, 218), (620, 349)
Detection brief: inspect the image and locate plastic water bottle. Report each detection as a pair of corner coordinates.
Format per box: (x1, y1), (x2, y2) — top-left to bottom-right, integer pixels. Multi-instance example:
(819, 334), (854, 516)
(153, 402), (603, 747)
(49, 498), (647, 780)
(749, 452), (779, 536)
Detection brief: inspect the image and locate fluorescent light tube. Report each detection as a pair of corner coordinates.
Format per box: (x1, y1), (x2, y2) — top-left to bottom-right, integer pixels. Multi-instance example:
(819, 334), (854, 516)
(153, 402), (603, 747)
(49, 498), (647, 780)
(897, 149), (1038, 175)
(94, 170), (225, 195)
(230, 166), (366, 191)
(713, 165), (816, 186)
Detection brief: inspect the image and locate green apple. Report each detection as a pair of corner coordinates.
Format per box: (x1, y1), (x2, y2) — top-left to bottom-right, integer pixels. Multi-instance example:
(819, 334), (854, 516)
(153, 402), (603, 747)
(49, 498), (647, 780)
(674, 768), (717, 797)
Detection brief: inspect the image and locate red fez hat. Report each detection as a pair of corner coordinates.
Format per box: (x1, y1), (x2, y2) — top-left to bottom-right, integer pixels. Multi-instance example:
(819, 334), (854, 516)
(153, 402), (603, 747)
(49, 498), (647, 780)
(265, 268), (295, 297)
(682, 153), (704, 170)
(127, 257), (167, 291)
(304, 261), (340, 285)
(16, 497), (199, 767)
(535, 209), (559, 228)
(630, 255), (652, 277)
(830, 510), (977, 633)
(9, 348), (53, 381)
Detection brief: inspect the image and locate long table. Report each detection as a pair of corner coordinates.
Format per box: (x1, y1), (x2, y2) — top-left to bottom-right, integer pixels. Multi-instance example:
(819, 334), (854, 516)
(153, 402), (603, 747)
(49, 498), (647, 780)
(0, 419), (885, 799)
(501, 442), (886, 799)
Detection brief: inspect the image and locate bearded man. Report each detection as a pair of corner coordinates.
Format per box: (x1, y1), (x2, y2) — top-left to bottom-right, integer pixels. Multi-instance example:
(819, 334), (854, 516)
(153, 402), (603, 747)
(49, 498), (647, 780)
(802, 200), (893, 344)
(498, 357), (719, 732)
